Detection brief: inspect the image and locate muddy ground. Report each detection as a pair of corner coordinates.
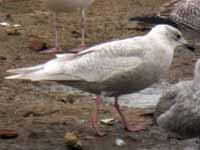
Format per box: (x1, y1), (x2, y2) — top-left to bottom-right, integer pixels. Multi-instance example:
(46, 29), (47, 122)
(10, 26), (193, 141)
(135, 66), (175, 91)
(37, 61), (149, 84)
(0, 0), (199, 150)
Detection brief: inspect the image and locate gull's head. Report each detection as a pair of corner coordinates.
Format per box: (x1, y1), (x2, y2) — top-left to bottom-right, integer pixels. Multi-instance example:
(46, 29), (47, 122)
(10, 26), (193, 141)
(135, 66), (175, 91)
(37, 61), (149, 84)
(148, 25), (195, 51)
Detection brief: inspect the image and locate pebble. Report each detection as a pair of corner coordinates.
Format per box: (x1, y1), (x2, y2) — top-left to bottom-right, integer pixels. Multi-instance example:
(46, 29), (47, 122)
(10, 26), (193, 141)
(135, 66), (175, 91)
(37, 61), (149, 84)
(100, 118), (116, 125)
(0, 129), (18, 139)
(115, 138), (126, 146)
(0, 22), (10, 27)
(6, 27), (20, 35)
(28, 36), (48, 51)
(126, 23), (150, 32)
(64, 132), (83, 150)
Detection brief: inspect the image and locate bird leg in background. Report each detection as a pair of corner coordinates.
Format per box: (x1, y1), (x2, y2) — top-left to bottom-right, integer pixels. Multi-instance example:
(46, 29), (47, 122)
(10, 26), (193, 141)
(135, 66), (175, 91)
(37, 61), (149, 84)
(40, 12), (62, 54)
(80, 9), (86, 49)
(69, 9), (87, 53)
(91, 95), (105, 136)
(0, 0), (5, 5)
(114, 97), (146, 132)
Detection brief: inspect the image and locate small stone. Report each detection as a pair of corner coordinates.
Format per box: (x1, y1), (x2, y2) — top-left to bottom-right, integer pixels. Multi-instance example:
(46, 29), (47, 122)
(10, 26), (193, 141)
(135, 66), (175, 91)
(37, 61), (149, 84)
(100, 118), (116, 125)
(115, 138), (126, 146)
(0, 22), (10, 27)
(0, 56), (7, 60)
(84, 135), (95, 140)
(13, 24), (21, 27)
(71, 30), (81, 38)
(28, 36), (48, 51)
(64, 132), (82, 150)
(0, 129), (18, 139)
(127, 23), (150, 32)
(6, 27), (20, 35)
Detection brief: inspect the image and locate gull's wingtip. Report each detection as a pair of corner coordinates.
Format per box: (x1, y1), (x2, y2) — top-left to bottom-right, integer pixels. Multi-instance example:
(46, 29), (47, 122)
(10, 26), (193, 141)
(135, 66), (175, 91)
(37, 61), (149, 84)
(5, 74), (21, 79)
(6, 69), (16, 73)
(5, 74), (30, 80)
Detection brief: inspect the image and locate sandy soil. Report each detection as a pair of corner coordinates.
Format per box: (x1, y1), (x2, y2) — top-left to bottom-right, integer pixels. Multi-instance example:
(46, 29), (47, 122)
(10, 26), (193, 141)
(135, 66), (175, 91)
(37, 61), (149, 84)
(0, 0), (199, 149)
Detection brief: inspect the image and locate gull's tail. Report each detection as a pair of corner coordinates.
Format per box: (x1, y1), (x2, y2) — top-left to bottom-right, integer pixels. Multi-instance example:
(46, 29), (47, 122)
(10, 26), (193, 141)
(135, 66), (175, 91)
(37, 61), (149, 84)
(6, 64), (79, 81)
(7, 65), (44, 74)
(5, 64), (47, 81)
(5, 53), (81, 81)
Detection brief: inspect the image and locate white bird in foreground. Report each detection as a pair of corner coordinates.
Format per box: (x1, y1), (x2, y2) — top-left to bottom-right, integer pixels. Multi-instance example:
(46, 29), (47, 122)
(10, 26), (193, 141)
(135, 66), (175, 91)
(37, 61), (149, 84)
(41, 0), (95, 53)
(155, 59), (200, 140)
(6, 25), (194, 136)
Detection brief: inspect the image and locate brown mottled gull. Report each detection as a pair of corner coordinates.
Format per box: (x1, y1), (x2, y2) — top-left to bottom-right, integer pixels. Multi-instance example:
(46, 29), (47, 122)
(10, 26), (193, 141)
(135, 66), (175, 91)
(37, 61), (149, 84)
(159, 0), (200, 32)
(159, 0), (200, 44)
(155, 59), (200, 139)
(41, 0), (94, 53)
(5, 25), (194, 136)
(130, 0), (200, 44)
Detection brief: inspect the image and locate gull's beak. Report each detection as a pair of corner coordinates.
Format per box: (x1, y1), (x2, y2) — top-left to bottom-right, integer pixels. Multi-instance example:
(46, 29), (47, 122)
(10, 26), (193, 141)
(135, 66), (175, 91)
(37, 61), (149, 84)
(183, 43), (195, 51)
(180, 39), (195, 52)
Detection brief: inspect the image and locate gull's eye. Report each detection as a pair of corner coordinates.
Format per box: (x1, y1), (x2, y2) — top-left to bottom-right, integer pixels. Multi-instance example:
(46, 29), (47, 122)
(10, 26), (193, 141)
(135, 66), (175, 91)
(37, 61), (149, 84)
(176, 34), (181, 39)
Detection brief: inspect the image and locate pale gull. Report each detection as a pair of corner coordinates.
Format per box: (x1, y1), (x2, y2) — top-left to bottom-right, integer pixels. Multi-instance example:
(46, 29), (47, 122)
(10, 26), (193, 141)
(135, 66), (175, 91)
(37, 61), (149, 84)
(5, 25), (195, 136)
(155, 59), (200, 139)
(41, 0), (95, 53)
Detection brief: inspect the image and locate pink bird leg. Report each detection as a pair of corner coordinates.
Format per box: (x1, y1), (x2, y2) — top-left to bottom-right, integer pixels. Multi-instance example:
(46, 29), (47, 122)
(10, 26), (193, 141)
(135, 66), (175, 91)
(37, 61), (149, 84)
(114, 97), (146, 132)
(91, 95), (105, 136)
(68, 9), (87, 53)
(41, 9), (87, 54)
(0, 0), (5, 5)
(40, 12), (62, 54)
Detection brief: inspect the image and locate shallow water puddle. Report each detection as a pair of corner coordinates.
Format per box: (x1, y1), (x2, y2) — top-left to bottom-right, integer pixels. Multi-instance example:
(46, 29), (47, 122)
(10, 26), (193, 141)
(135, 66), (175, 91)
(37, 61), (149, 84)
(105, 84), (163, 109)
(36, 82), (167, 109)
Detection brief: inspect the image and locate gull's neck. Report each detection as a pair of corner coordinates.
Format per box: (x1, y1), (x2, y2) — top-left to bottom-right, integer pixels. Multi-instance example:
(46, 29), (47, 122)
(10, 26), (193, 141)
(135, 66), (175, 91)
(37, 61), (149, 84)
(147, 32), (176, 52)
(146, 33), (176, 74)
(193, 65), (200, 90)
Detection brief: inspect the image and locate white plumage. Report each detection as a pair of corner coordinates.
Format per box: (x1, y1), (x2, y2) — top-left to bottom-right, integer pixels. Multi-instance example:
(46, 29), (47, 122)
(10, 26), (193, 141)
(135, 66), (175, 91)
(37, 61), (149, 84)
(6, 25), (185, 83)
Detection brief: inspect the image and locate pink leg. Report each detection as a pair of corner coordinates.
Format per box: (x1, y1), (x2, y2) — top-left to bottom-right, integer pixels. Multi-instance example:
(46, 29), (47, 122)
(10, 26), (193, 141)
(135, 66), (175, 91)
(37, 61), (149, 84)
(114, 97), (145, 132)
(0, 1), (10, 21)
(40, 12), (62, 54)
(68, 9), (87, 53)
(91, 95), (105, 136)
(80, 9), (86, 48)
